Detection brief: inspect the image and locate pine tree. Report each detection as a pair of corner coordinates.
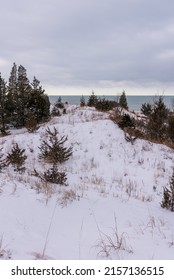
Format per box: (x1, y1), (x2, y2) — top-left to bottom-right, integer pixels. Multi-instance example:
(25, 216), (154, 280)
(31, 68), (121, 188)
(8, 62), (18, 98)
(16, 65), (32, 127)
(51, 96), (64, 116)
(6, 63), (50, 128)
(6, 143), (27, 172)
(141, 102), (152, 116)
(80, 95), (86, 107)
(55, 97), (64, 109)
(87, 91), (98, 107)
(39, 127), (73, 164)
(28, 76), (50, 122)
(119, 91), (128, 110)
(168, 115), (174, 143)
(0, 73), (8, 134)
(43, 164), (67, 185)
(148, 96), (169, 140)
(34, 164), (67, 185)
(6, 63), (18, 124)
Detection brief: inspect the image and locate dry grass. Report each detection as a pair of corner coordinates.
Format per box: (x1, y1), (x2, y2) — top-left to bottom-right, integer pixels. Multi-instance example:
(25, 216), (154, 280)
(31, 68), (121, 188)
(95, 216), (133, 259)
(0, 235), (12, 259)
(59, 189), (78, 207)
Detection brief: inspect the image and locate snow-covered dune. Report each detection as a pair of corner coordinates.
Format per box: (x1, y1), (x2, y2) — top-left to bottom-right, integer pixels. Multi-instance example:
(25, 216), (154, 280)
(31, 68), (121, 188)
(0, 106), (174, 259)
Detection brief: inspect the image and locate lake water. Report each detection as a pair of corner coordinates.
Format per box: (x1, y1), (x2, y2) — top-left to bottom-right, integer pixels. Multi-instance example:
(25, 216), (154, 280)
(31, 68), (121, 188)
(49, 95), (174, 111)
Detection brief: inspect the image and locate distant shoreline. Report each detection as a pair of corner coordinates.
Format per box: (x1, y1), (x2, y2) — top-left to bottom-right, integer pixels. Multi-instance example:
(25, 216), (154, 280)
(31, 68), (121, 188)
(49, 95), (174, 111)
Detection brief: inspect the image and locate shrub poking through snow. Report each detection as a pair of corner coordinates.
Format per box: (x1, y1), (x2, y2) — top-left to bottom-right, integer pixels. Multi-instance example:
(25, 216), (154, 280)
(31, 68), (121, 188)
(6, 143), (27, 172)
(161, 170), (174, 212)
(80, 95), (86, 107)
(39, 126), (73, 164)
(118, 114), (135, 129)
(34, 164), (67, 185)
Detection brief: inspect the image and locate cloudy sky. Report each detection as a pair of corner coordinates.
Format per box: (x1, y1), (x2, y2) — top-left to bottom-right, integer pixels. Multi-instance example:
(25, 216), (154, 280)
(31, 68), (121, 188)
(0, 0), (174, 95)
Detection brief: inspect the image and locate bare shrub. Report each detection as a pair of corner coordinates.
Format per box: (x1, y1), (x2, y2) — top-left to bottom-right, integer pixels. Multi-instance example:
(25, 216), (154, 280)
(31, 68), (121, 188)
(59, 189), (77, 206)
(95, 216), (133, 259)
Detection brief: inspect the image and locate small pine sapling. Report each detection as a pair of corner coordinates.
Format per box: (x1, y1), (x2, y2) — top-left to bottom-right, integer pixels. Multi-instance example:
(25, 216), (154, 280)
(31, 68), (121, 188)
(80, 95), (86, 107)
(39, 127), (73, 164)
(43, 164), (67, 185)
(6, 143), (27, 172)
(34, 164), (67, 185)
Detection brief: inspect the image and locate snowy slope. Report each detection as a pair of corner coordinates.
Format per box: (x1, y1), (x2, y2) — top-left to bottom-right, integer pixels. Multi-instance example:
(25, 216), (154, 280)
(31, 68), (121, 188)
(0, 106), (174, 260)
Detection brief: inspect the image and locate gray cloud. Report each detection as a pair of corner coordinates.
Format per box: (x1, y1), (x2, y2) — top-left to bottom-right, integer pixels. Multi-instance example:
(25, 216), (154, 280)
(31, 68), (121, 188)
(1, 0), (174, 94)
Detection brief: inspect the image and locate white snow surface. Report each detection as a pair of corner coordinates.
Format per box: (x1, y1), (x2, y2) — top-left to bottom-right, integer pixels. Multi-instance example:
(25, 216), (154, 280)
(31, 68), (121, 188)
(0, 106), (174, 260)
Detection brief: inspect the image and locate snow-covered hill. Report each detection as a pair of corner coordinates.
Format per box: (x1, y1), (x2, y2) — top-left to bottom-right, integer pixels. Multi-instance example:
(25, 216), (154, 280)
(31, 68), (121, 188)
(0, 106), (174, 260)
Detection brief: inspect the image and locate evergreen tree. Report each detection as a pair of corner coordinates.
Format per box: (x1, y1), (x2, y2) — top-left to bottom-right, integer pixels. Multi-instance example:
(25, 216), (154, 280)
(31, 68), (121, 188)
(16, 65), (32, 127)
(8, 62), (18, 98)
(28, 76), (50, 122)
(118, 114), (135, 129)
(80, 95), (86, 107)
(119, 91), (128, 110)
(43, 164), (67, 185)
(51, 96), (64, 116)
(39, 127), (73, 164)
(6, 143), (27, 172)
(168, 115), (174, 143)
(5, 63), (50, 128)
(6, 63), (18, 123)
(7, 64), (31, 127)
(0, 73), (8, 134)
(55, 97), (64, 109)
(148, 96), (169, 140)
(141, 102), (152, 116)
(87, 91), (98, 107)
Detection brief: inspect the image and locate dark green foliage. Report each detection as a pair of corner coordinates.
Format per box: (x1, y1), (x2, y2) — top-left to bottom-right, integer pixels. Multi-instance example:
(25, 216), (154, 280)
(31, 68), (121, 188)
(148, 96), (169, 140)
(80, 95), (86, 107)
(12, 65), (32, 127)
(63, 108), (66, 114)
(118, 114), (135, 129)
(51, 106), (61, 117)
(28, 76), (50, 123)
(51, 97), (65, 116)
(0, 73), (9, 135)
(34, 164), (67, 185)
(5, 64), (50, 128)
(141, 102), (152, 116)
(55, 97), (64, 109)
(161, 170), (174, 212)
(26, 112), (38, 132)
(87, 91), (98, 107)
(95, 98), (117, 111)
(119, 91), (128, 110)
(43, 165), (67, 185)
(39, 127), (73, 164)
(167, 115), (174, 143)
(6, 143), (27, 172)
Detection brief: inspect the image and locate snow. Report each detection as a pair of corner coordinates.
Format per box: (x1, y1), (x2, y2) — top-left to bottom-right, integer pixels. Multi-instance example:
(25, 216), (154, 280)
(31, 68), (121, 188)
(0, 105), (174, 260)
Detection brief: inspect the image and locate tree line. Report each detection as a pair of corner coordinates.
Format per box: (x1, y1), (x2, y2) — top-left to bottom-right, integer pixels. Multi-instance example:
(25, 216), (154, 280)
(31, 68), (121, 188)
(0, 63), (50, 134)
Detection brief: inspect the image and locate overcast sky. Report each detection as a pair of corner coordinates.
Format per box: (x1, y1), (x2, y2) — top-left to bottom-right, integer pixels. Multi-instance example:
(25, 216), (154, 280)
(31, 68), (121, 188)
(0, 0), (174, 95)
